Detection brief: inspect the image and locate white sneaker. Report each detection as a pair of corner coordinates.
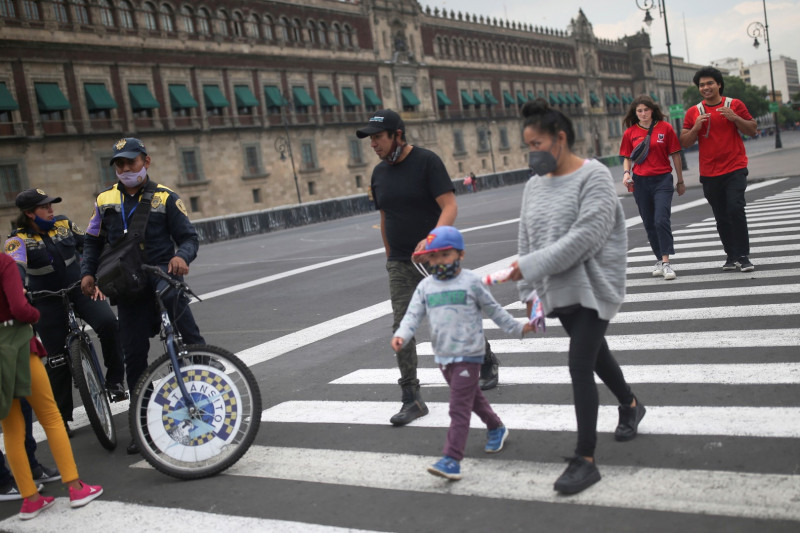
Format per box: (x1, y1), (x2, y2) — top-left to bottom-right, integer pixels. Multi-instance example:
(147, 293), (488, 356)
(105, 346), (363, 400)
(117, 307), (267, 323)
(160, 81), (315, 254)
(652, 261), (663, 277)
(662, 262), (676, 280)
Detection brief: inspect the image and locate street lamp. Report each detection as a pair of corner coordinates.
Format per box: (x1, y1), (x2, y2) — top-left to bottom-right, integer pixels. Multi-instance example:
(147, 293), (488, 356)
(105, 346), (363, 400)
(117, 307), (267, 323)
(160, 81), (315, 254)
(747, 2), (782, 149)
(274, 114), (302, 204)
(486, 121), (496, 174)
(636, 0), (689, 170)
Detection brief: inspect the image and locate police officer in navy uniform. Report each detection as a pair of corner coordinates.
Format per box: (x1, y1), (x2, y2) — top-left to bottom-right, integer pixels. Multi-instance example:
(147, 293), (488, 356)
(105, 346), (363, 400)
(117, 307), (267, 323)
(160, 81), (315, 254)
(5, 189), (126, 436)
(79, 138), (205, 455)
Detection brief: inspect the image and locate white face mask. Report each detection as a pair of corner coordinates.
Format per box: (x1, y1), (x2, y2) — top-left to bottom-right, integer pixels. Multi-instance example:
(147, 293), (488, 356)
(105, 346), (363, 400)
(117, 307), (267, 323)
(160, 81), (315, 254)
(116, 166), (147, 188)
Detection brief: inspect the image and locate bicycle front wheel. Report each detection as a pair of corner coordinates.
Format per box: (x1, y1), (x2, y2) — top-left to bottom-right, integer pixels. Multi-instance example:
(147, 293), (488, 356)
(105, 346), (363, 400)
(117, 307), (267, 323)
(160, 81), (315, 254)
(129, 345), (262, 480)
(69, 338), (117, 450)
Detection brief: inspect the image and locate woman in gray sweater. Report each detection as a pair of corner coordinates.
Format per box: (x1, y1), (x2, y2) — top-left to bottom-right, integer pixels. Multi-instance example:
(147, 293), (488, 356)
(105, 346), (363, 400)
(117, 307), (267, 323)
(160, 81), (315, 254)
(508, 99), (646, 495)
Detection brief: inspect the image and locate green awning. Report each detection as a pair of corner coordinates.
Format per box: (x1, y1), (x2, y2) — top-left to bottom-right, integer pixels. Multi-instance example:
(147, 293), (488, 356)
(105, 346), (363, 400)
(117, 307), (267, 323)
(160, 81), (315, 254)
(318, 87), (340, 107)
(234, 85), (259, 107)
(128, 84), (160, 110)
(484, 90), (499, 105)
(502, 91), (515, 105)
(264, 86), (287, 107)
(538, 90), (545, 99)
(557, 92), (568, 105)
(292, 86), (315, 107)
(84, 83), (117, 111)
(516, 91), (526, 105)
(650, 91), (659, 102)
(527, 91), (535, 101)
(400, 87), (420, 107)
(341, 87), (361, 107)
(573, 92), (584, 104)
(460, 89), (475, 106)
(472, 90), (485, 105)
(549, 92), (559, 105)
(612, 93), (620, 104)
(168, 84), (198, 109)
(436, 89), (452, 106)
(34, 82), (70, 111)
(203, 85), (229, 108)
(0, 82), (20, 111)
(590, 92), (600, 105)
(605, 93), (614, 105)
(363, 87), (382, 107)
(564, 93), (576, 105)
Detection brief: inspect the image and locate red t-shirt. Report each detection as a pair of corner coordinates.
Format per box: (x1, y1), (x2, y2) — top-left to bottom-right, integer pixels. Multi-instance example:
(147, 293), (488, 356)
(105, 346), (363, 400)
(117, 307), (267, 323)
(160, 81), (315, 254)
(683, 98), (751, 177)
(620, 121), (681, 176)
(0, 253), (39, 324)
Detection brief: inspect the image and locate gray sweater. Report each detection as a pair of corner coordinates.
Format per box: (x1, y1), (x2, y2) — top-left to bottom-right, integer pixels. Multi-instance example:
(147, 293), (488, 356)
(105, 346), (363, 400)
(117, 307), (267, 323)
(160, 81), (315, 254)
(516, 159), (627, 321)
(395, 269), (524, 366)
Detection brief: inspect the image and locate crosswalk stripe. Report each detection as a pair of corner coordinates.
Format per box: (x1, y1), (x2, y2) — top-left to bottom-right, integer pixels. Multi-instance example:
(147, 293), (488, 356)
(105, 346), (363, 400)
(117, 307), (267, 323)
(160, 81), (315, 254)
(332, 363), (800, 386)
(260, 401), (800, 438)
(629, 234), (800, 254)
(121, 445), (800, 522)
(625, 255), (797, 273)
(484, 303), (800, 329)
(674, 219), (800, 233)
(627, 244), (799, 262)
(691, 213), (800, 226)
(417, 329), (800, 353)
(0, 499), (386, 533)
(674, 226), (800, 241)
(624, 268), (798, 286)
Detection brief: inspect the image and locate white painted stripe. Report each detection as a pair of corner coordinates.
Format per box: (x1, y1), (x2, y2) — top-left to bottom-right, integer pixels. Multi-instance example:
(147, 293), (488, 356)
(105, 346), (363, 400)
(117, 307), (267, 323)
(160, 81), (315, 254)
(0, 499), (387, 533)
(746, 204), (800, 213)
(627, 244), (799, 262)
(689, 213), (800, 226)
(485, 303), (800, 329)
(332, 363), (800, 386)
(188, 445), (800, 522)
(629, 234), (800, 254)
(260, 401), (800, 438)
(674, 219), (800, 233)
(625, 268), (799, 286)
(417, 329), (800, 353)
(674, 226), (800, 241)
(625, 255), (797, 273)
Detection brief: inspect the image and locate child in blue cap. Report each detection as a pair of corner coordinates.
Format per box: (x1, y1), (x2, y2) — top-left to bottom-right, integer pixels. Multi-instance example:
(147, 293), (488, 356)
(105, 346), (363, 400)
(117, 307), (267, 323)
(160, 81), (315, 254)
(391, 226), (535, 480)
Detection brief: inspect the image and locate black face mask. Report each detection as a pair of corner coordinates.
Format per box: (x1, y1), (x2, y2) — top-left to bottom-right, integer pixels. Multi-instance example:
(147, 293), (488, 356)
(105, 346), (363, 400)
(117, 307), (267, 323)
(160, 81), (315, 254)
(386, 139), (403, 164)
(528, 143), (562, 176)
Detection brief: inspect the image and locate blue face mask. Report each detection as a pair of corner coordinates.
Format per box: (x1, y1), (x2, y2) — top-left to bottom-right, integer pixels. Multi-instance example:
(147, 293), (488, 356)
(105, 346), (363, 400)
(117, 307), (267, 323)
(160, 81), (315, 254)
(34, 215), (56, 231)
(432, 259), (461, 281)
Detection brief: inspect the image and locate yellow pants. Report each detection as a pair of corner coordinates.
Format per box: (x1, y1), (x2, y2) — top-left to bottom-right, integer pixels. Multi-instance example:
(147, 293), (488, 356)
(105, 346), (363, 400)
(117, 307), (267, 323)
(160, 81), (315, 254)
(1, 355), (78, 498)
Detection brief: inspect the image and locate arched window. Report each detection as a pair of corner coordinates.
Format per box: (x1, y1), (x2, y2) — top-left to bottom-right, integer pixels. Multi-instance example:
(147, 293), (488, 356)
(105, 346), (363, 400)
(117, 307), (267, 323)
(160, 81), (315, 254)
(142, 2), (157, 30)
(97, 0), (113, 26)
(118, 0), (133, 28)
(22, 0), (40, 20)
(52, 0), (68, 22)
(179, 6), (193, 33)
(306, 20), (316, 44)
(342, 24), (352, 47)
(262, 15), (273, 41)
(0, 0), (16, 18)
(317, 21), (326, 44)
(73, 0), (90, 25)
(291, 18), (302, 42)
(216, 9), (229, 37)
(245, 14), (259, 38)
(330, 22), (340, 46)
(196, 7), (210, 35)
(159, 4), (174, 32)
(278, 16), (289, 41)
(232, 12), (243, 37)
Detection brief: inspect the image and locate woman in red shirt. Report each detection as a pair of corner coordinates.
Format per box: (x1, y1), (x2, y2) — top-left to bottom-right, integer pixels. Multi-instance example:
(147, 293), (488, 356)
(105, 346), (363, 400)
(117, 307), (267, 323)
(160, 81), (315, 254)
(619, 95), (685, 280)
(0, 253), (103, 520)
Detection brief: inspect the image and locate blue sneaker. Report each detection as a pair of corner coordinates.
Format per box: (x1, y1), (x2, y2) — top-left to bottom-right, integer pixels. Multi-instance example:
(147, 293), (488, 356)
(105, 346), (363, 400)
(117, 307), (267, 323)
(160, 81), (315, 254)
(427, 456), (461, 480)
(485, 425), (509, 453)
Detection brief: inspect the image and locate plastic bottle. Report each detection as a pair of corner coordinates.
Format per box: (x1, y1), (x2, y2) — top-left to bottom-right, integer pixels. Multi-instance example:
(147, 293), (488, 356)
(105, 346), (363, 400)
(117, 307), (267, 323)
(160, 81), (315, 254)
(482, 267), (514, 285)
(625, 178), (634, 193)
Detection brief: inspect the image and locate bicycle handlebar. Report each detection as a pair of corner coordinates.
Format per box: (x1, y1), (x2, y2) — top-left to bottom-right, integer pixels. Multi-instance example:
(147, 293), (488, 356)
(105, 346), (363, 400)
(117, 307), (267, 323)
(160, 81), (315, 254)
(28, 280), (82, 301)
(140, 265), (202, 302)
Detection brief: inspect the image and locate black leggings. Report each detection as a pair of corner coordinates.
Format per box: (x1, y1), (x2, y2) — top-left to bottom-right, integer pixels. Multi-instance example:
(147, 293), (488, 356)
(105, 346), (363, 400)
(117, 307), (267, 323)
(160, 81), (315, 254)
(556, 306), (634, 457)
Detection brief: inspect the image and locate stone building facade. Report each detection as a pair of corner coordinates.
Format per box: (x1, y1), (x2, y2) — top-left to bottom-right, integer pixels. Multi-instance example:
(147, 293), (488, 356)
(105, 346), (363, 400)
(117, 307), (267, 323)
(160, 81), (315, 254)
(0, 0), (659, 227)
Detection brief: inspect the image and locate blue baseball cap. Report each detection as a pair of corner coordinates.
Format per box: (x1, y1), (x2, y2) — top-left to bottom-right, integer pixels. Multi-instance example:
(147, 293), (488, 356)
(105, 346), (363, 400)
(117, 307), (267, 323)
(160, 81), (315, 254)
(413, 226), (464, 256)
(110, 137), (147, 165)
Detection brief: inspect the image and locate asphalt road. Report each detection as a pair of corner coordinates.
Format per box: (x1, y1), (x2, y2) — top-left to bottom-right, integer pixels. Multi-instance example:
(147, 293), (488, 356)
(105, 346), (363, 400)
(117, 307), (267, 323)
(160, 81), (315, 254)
(0, 165), (798, 532)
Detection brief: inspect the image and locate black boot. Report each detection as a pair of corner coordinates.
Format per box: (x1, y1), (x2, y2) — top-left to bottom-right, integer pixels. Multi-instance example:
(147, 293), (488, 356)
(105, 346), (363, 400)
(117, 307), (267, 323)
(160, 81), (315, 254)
(389, 386), (429, 426)
(479, 347), (500, 391)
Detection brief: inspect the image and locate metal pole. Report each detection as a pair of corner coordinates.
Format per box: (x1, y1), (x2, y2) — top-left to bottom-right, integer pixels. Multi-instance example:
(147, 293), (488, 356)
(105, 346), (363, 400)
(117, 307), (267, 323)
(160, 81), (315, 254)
(762, 0), (783, 149)
(660, 0), (689, 170)
(281, 113), (303, 204)
(487, 127), (496, 174)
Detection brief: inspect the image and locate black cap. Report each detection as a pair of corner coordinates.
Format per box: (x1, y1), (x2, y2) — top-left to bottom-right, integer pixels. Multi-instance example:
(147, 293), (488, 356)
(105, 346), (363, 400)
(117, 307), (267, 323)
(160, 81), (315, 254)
(15, 188), (62, 211)
(355, 109), (405, 138)
(110, 137), (147, 165)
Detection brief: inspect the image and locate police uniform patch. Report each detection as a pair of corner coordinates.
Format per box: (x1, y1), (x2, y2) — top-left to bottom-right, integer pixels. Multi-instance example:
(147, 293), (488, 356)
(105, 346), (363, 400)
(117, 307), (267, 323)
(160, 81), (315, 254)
(151, 195), (163, 210)
(4, 240), (20, 254)
(71, 222), (85, 235)
(175, 198), (188, 216)
(55, 225), (69, 237)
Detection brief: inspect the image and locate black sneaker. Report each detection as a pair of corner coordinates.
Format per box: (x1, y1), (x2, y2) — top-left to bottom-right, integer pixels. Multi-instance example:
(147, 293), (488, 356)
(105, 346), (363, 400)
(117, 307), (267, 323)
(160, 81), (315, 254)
(722, 256), (737, 271)
(737, 256), (755, 272)
(554, 456), (601, 495)
(107, 382), (128, 402)
(31, 464), (61, 483)
(615, 398), (647, 441)
(0, 481), (44, 502)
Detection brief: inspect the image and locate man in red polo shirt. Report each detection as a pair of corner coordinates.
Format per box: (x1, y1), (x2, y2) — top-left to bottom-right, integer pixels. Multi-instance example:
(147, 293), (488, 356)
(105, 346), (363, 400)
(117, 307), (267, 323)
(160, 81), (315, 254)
(680, 66), (758, 272)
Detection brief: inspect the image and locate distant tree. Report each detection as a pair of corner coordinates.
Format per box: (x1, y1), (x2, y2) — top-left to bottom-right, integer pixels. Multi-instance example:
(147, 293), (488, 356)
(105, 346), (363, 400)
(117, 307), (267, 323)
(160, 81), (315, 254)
(681, 76), (768, 117)
(777, 104), (800, 127)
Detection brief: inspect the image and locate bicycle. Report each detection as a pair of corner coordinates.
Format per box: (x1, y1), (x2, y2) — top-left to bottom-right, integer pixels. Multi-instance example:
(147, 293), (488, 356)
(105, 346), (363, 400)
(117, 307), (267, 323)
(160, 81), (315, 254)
(28, 280), (121, 451)
(128, 265), (261, 479)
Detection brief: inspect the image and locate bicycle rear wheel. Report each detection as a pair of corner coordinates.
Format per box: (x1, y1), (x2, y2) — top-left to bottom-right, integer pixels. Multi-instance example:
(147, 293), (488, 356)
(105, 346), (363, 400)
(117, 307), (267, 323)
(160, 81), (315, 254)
(69, 338), (117, 450)
(129, 345), (262, 480)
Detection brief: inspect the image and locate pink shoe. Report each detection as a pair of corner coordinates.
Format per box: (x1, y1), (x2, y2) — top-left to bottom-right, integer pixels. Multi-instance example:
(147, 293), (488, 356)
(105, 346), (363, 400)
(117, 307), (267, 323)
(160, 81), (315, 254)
(69, 481), (103, 508)
(19, 495), (55, 520)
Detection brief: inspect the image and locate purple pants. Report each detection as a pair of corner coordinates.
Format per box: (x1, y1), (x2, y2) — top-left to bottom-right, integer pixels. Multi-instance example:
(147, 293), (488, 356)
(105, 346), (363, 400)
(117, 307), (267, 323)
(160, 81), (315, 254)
(441, 361), (503, 461)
